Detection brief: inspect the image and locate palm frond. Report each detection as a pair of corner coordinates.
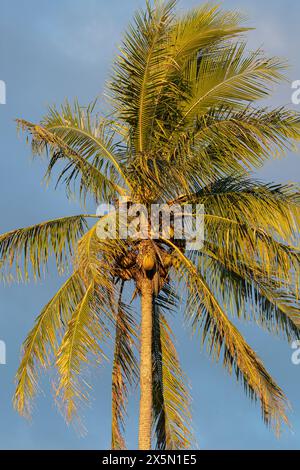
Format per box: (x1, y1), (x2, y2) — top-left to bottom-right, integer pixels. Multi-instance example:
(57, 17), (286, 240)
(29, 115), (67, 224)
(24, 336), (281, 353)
(0, 215), (89, 281)
(192, 177), (300, 242)
(110, 0), (177, 153)
(41, 100), (131, 191)
(111, 282), (138, 449)
(55, 223), (132, 424)
(152, 287), (192, 449)
(174, 177), (300, 288)
(198, 250), (300, 342)
(204, 221), (300, 290)
(75, 221), (128, 289)
(55, 281), (109, 423)
(168, 241), (289, 434)
(195, 106), (300, 162)
(170, 3), (248, 67)
(14, 271), (85, 417)
(181, 44), (286, 126)
(16, 119), (125, 203)
(167, 107), (300, 184)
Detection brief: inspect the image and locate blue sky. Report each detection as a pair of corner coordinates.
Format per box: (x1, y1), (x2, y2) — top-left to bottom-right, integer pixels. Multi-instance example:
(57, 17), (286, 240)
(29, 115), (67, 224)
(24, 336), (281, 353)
(0, 0), (300, 450)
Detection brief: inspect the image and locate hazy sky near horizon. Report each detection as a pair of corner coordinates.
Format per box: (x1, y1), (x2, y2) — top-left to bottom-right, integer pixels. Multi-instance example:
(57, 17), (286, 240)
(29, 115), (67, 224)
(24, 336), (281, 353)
(0, 0), (300, 450)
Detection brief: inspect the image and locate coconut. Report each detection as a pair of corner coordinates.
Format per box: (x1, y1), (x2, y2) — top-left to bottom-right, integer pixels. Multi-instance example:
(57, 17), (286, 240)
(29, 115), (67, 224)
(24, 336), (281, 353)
(143, 253), (156, 272)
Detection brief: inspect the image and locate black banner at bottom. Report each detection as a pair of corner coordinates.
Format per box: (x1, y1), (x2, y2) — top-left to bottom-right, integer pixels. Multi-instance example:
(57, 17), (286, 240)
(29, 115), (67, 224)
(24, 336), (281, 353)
(0, 450), (299, 465)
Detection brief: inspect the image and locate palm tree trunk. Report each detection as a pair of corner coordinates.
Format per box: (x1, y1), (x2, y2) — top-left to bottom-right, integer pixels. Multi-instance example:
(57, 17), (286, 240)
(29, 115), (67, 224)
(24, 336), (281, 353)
(138, 277), (153, 450)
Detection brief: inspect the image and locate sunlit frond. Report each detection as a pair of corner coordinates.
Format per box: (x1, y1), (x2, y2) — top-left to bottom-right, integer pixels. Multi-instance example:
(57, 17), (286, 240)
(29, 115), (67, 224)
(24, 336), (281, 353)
(170, 3), (248, 67)
(195, 106), (300, 163)
(14, 271), (85, 417)
(191, 177), (300, 240)
(41, 100), (131, 191)
(168, 241), (289, 434)
(180, 178), (300, 339)
(111, 282), (138, 449)
(167, 107), (300, 186)
(110, 0), (177, 153)
(55, 281), (109, 423)
(16, 119), (125, 203)
(181, 44), (286, 126)
(203, 217), (300, 290)
(152, 286), (192, 449)
(0, 215), (89, 281)
(174, 177), (300, 281)
(197, 250), (300, 342)
(76, 221), (128, 289)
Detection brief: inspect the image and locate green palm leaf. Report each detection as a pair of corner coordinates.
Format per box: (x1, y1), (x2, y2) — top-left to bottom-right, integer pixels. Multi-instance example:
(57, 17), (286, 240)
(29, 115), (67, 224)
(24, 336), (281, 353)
(41, 100), (131, 191)
(152, 292), (192, 449)
(55, 281), (108, 423)
(14, 271), (85, 417)
(199, 249), (300, 341)
(0, 215), (89, 281)
(111, 0), (177, 153)
(168, 241), (289, 433)
(16, 119), (125, 203)
(182, 44), (286, 125)
(111, 282), (138, 449)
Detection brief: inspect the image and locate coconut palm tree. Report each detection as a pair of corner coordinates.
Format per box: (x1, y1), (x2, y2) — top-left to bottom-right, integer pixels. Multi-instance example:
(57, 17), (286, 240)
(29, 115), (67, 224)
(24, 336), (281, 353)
(1, 0), (300, 450)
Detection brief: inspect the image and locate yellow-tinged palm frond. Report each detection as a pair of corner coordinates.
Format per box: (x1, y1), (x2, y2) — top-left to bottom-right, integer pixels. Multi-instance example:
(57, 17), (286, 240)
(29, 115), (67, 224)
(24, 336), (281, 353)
(170, 3), (248, 67)
(111, 281), (138, 450)
(110, 1), (249, 161)
(0, 215), (90, 281)
(181, 44), (286, 126)
(76, 225), (103, 284)
(55, 281), (109, 423)
(204, 220), (300, 289)
(41, 100), (131, 191)
(16, 119), (126, 203)
(175, 177), (300, 275)
(76, 221), (129, 289)
(165, 107), (300, 186)
(14, 271), (85, 417)
(167, 241), (289, 434)
(193, 107), (300, 162)
(110, 0), (177, 153)
(200, 213), (300, 323)
(152, 291), (193, 449)
(55, 225), (130, 426)
(75, 224), (138, 442)
(190, 177), (300, 241)
(197, 250), (300, 342)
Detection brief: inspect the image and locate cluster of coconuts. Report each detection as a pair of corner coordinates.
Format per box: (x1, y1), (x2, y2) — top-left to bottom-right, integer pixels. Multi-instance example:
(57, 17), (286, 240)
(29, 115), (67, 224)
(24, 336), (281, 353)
(116, 245), (178, 286)
(142, 251), (174, 272)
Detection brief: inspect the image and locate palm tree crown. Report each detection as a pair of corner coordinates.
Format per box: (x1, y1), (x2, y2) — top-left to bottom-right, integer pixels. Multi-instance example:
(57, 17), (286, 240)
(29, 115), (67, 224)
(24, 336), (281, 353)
(1, 0), (300, 450)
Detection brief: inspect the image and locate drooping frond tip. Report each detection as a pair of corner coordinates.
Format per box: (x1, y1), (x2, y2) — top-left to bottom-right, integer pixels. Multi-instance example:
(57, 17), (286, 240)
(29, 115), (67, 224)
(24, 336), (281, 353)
(168, 241), (291, 435)
(111, 282), (138, 449)
(0, 215), (87, 282)
(13, 271), (86, 417)
(152, 289), (193, 449)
